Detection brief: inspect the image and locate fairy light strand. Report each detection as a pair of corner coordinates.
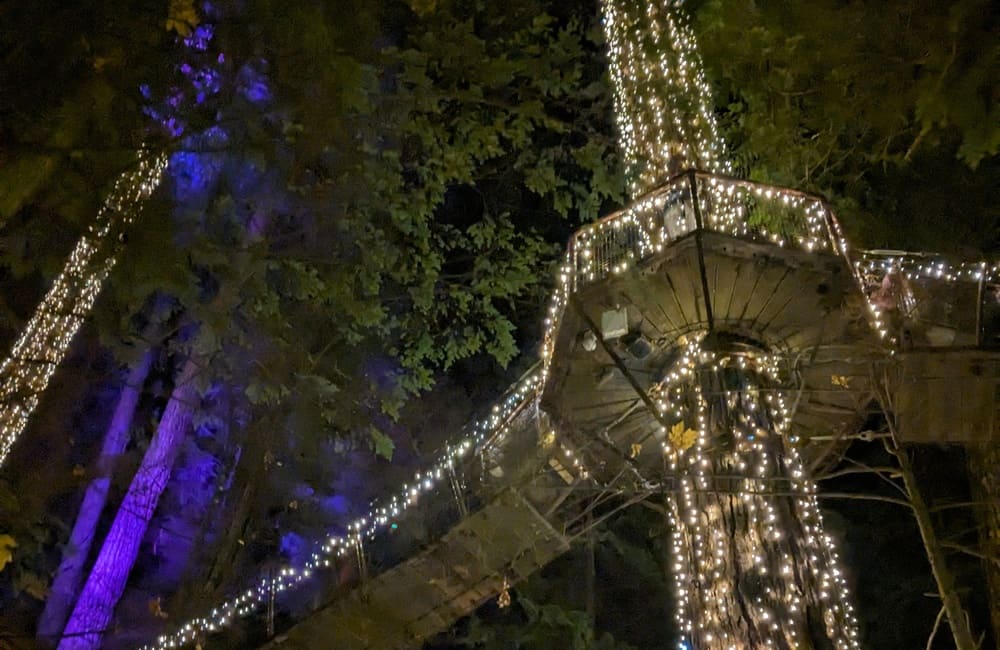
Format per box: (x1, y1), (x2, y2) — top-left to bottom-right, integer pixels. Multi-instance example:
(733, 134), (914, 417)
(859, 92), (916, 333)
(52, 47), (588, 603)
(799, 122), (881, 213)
(659, 340), (860, 649)
(0, 151), (167, 467)
(602, 0), (730, 197)
(598, 1), (862, 646)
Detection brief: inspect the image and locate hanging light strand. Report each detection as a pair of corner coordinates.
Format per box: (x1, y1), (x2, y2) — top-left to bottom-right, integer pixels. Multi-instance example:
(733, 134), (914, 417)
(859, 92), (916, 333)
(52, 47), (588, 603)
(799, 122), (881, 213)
(601, 0), (729, 198)
(138, 371), (542, 650)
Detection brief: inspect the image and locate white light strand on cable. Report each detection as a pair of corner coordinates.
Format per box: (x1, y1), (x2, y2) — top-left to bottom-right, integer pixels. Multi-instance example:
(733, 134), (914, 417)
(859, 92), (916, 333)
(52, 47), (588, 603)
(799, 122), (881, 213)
(0, 151), (168, 466)
(139, 372), (542, 650)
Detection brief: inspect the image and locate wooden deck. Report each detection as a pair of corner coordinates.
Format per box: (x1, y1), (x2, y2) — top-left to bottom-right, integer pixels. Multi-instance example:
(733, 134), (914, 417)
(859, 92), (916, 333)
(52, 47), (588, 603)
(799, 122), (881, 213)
(542, 230), (884, 472)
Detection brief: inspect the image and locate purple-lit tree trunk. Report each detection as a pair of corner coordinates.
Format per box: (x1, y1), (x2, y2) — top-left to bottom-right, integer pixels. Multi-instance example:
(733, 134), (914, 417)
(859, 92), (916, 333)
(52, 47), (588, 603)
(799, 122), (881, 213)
(37, 347), (158, 645)
(57, 359), (199, 650)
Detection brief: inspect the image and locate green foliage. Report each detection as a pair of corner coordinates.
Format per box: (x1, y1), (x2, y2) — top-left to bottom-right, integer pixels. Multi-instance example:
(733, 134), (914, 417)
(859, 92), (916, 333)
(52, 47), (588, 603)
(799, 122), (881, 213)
(368, 426), (396, 461)
(696, 0), (997, 173)
(0, 481), (66, 601)
(0, 0), (167, 234)
(692, 0), (998, 251)
(90, 0), (625, 430)
(2, 0), (624, 470)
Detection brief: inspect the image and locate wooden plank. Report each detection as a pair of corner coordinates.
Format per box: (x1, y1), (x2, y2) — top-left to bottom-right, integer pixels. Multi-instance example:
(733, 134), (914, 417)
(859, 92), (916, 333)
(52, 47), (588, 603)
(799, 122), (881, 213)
(896, 351), (1000, 443)
(709, 255), (746, 324)
(745, 264), (797, 333)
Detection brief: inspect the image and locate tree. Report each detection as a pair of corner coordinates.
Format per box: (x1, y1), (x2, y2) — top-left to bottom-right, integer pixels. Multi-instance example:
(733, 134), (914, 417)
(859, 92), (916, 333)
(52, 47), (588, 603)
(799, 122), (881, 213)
(36, 344), (157, 643)
(1, 0), (625, 644)
(58, 359), (198, 649)
(4, 0), (993, 647)
(691, 0), (998, 250)
(429, 1), (999, 648)
(692, 1), (998, 644)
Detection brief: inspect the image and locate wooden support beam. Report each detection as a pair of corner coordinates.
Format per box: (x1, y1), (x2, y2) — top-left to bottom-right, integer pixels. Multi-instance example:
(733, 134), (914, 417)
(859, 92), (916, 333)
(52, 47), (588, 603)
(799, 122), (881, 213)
(687, 170), (715, 331)
(874, 371), (979, 650)
(569, 295), (672, 432)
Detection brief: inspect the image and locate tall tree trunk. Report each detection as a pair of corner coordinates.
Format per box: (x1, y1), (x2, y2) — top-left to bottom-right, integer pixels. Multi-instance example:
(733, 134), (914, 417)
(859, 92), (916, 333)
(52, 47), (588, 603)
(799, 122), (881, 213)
(967, 444), (1000, 645)
(891, 444), (978, 650)
(36, 347), (158, 645)
(57, 358), (199, 650)
(665, 359), (860, 649)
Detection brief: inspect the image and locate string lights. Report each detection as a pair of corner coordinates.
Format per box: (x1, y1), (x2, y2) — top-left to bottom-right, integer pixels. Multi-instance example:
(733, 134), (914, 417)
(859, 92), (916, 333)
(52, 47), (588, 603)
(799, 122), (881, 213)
(139, 372), (543, 649)
(656, 340), (860, 649)
(540, 172), (847, 382)
(858, 252), (998, 284)
(141, 178), (872, 647)
(0, 151), (167, 467)
(596, 2), (863, 647)
(852, 252), (999, 345)
(602, 0), (729, 197)
(141, 0), (976, 645)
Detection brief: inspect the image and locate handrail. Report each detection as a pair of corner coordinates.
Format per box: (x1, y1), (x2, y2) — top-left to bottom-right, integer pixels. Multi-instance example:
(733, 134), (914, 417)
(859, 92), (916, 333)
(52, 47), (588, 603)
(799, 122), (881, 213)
(541, 167), (849, 373)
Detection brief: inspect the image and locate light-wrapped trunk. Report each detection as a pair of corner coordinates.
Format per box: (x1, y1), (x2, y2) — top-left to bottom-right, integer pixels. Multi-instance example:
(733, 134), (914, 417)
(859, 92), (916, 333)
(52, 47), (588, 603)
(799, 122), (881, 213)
(663, 350), (859, 649)
(0, 153), (166, 467)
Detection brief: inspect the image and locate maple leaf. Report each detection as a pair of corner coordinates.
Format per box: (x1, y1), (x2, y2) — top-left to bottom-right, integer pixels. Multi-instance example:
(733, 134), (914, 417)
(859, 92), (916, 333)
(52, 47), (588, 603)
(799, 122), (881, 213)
(831, 375), (851, 388)
(668, 421), (698, 451)
(497, 576), (511, 608)
(148, 596), (169, 619)
(165, 0), (199, 36)
(0, 534), (17, 573)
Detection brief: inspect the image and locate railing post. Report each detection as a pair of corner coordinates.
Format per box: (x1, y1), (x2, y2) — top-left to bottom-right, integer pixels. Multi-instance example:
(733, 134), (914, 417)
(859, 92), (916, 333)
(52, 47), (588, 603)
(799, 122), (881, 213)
(687, 170), (715, 331)
(266, 567), (276, 638)
(354, 535), (368, 585)
(569, 236), (577, 294)
(687, 169), (704, 231)
(448, 463), (469, 518)
(819, 201), (841, 254)
(976, 264), (985, 347)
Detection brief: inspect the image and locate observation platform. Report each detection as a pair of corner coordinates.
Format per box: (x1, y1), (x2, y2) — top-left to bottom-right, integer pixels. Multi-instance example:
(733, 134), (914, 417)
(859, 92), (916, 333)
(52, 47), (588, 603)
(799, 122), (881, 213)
(174, 171), (998, 649)
(541, 228), (882, 475)
(541, 171), (885, 476)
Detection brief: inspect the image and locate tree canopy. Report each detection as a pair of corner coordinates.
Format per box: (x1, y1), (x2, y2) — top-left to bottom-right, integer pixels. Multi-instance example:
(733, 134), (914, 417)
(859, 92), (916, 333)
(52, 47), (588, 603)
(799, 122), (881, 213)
(0, 0), (996, 647)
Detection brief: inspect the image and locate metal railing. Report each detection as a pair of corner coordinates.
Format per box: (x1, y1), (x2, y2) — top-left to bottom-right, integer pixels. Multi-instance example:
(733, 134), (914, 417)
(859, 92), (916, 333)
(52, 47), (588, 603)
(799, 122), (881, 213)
(565, 170), (844, 294)
(542, 169), (849, 370)
(149, 367), (549, 649)
(855, 251), (1000, 348)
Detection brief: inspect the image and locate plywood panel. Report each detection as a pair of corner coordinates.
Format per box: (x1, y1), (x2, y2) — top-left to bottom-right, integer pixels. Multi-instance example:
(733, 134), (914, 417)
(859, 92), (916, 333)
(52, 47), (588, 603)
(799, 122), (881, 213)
(896, 351), (1000, 443)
